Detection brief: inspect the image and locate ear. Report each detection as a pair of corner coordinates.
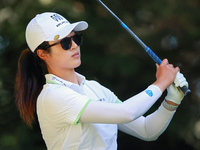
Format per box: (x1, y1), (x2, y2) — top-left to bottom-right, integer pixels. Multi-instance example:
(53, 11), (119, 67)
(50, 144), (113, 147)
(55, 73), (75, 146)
(37, 49), (49, 60)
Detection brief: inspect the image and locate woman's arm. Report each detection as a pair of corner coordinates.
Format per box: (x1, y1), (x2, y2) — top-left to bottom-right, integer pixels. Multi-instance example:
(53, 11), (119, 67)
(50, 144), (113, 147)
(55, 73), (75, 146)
(79, 85), (162, 124)
(117, 103), (175, 141)
(117, 72), (188, 141)
(79, 59), (179, 124)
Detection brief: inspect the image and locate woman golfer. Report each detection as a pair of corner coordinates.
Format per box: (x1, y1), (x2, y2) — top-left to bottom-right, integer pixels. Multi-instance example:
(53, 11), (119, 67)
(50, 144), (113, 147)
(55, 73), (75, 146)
(15, 12), (188, 150)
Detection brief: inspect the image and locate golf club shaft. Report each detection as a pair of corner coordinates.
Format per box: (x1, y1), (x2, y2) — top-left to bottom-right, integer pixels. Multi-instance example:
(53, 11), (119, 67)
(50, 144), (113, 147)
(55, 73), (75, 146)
(96, 0), (191, 96)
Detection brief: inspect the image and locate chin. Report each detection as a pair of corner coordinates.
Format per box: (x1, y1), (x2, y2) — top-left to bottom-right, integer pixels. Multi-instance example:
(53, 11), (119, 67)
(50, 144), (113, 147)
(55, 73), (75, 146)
(74, 61), (81, 68)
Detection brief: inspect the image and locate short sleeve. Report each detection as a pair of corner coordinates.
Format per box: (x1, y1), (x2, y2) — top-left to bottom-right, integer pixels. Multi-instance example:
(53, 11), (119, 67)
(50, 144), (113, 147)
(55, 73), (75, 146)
(85, 80), (119, 103)
(39, 85), (91, 126)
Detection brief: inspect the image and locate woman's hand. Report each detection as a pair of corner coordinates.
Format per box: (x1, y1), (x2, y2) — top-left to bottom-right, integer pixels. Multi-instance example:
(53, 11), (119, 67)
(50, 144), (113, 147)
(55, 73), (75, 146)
(153, 59), (180, 92)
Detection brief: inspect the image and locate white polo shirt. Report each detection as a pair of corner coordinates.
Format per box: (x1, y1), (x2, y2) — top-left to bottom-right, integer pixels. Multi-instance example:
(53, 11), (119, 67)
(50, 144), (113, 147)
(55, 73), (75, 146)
(37, 73), (121, 150)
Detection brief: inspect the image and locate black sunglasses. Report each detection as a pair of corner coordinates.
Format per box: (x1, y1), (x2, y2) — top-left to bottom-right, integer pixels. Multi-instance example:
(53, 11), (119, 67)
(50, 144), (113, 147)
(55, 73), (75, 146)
(44, 33), (83, 50)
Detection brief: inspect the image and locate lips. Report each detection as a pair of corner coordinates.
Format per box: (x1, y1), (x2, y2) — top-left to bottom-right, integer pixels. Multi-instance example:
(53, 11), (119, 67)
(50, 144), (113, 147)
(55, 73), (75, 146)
(72, 52), (80, 58)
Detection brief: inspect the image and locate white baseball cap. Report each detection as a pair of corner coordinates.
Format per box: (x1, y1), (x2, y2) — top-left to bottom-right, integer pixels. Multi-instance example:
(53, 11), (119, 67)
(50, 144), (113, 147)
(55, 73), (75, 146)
(25, 12), (88, 52)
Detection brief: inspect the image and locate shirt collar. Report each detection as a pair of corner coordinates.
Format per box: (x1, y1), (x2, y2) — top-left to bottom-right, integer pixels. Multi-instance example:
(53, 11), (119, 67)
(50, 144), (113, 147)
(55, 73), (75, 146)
(45, 72), (86, 88)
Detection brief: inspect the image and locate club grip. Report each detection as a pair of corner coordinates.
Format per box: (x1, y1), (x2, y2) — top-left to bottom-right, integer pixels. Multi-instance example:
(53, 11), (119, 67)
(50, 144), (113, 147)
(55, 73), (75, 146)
(180, 86), (191, 96)
(145, 47), (191, 96)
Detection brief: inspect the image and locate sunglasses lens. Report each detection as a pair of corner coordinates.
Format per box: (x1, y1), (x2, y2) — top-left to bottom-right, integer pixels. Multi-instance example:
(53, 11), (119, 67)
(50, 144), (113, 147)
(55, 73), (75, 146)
(60, 33), (83, 50)
(60, 38), (71, 50)
(73, 34), (83, 46)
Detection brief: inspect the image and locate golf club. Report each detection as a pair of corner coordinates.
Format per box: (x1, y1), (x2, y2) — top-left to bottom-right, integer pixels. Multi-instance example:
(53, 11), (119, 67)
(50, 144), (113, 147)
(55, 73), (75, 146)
(96, 0), (191, 96)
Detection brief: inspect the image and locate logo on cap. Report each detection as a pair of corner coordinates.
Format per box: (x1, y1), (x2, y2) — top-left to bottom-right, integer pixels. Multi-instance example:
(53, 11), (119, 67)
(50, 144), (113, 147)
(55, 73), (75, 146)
(54, 35), (60, 40)
(50, 13), (69, 28)
(51, 14), (64, 22)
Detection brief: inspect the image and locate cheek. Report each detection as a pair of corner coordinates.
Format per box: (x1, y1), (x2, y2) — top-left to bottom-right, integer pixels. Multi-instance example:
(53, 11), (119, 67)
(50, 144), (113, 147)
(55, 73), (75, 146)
(56, 53), (76, 66)
(56, 54), (71, 64)
(48, 48), (81, 68)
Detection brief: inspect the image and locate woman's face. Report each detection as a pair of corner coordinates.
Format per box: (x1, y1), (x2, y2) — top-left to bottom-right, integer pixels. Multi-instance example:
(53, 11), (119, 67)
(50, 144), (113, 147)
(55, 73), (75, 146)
(44, 32), (81, 74)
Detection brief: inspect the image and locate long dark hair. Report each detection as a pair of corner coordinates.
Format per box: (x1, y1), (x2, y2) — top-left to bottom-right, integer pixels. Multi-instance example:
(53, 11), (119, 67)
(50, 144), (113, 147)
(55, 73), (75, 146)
(15, 42), (49, 128)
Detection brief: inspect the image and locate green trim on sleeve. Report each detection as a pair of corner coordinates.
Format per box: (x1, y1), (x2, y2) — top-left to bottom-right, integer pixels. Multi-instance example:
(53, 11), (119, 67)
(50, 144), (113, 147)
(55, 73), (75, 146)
(74, 99), (92, 125)
(115, 99), (122, 103)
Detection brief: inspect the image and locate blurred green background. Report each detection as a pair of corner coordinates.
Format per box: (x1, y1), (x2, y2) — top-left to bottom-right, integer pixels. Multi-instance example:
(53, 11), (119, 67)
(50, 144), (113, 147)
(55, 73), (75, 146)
(0, 0), (200, 149)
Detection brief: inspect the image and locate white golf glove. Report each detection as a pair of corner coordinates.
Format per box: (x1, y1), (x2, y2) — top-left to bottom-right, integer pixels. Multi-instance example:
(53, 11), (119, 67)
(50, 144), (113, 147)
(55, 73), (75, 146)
(174, 72), (189, 88)
(165, 72), (189, 104)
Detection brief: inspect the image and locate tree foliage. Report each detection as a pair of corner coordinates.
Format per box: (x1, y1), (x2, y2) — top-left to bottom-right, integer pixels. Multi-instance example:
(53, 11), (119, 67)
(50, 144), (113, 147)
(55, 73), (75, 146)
(0, 0), (200, 149)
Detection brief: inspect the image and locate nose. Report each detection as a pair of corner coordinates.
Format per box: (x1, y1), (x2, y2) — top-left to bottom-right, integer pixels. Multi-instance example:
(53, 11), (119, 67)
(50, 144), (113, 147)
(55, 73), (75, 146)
(69, 40), (78, 51)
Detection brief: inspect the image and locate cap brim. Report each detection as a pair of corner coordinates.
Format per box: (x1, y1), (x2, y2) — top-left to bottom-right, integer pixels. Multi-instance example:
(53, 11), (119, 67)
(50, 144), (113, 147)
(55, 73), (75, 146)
(46, 21), (88, 41)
